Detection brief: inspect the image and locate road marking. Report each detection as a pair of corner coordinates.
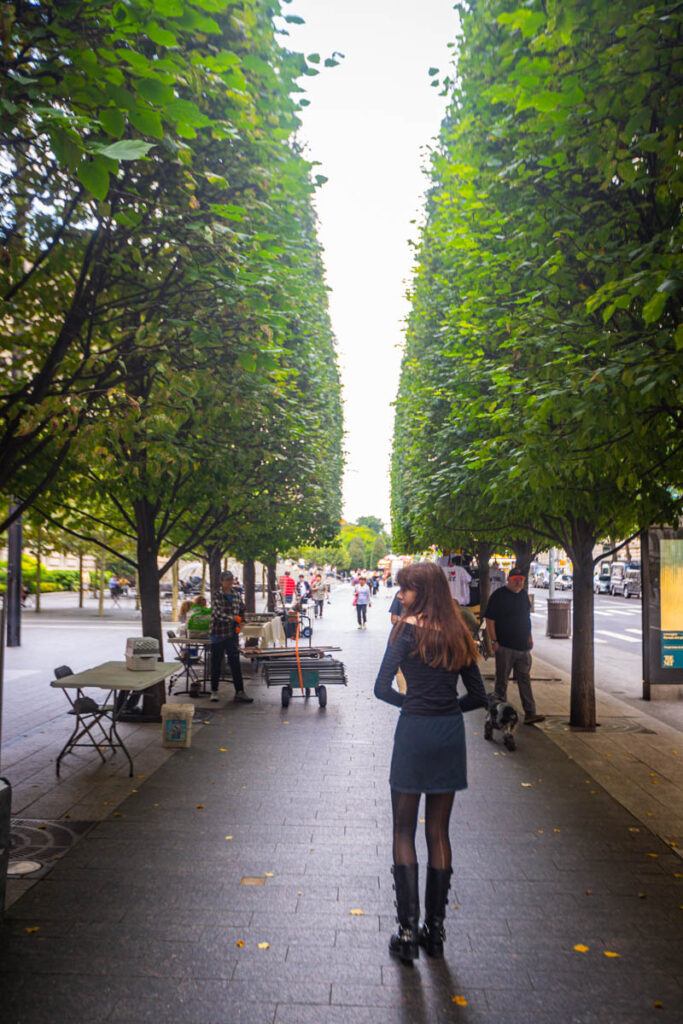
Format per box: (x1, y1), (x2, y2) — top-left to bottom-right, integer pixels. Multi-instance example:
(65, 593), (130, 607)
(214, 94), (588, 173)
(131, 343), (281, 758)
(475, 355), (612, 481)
(596, 630), (640, 644)
(626, 628), (642, 635)
(594, 638), (608, 645)
(595, 609), (638, 618)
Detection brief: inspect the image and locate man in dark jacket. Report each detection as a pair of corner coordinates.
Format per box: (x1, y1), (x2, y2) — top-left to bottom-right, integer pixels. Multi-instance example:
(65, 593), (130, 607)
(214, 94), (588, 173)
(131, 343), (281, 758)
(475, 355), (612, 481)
(484, 566), (545, 724)
(210, 571), (253, 703)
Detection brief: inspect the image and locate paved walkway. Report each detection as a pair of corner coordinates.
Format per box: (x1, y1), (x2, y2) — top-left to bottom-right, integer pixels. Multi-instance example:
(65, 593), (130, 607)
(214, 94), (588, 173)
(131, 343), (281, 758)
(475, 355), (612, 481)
(2, 589), (683, 1022)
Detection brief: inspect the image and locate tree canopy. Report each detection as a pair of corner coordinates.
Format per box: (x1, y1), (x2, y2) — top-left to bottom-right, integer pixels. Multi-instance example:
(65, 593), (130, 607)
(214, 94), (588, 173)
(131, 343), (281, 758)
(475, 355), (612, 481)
(393, 0), (683, 727)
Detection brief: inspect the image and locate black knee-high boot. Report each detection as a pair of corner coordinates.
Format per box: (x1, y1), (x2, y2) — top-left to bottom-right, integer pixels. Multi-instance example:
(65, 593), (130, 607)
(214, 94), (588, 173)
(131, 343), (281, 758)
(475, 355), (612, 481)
(418, 866), (452, 958)
(389, 864), (420, 963)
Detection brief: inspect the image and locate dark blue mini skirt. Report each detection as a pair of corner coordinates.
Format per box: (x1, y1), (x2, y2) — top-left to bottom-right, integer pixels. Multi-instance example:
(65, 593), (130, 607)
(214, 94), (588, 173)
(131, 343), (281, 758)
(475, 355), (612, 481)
(389, 713), (467, 794)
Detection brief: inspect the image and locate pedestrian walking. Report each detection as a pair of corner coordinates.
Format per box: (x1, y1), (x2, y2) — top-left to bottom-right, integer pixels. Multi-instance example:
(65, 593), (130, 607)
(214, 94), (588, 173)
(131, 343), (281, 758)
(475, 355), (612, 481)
(311, 572), (326, 618)
(354, 576), (372, 629)
(374, 561), (487, 963)
(483, 565), (545, 725)
(210, 571), (253, 703)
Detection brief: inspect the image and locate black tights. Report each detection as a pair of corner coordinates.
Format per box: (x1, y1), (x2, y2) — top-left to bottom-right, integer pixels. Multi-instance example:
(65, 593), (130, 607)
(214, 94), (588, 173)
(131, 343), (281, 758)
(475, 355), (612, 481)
(391, 790), (455, 870)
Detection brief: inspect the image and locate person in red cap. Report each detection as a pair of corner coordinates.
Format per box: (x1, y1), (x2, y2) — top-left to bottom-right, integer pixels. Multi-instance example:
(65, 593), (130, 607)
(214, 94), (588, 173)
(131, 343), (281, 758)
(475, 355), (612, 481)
(484, 566), (545, 725)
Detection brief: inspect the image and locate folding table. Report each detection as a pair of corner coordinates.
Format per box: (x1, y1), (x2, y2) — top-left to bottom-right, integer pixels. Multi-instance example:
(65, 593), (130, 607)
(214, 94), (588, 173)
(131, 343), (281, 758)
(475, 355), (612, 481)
(51, 661), (179, 777)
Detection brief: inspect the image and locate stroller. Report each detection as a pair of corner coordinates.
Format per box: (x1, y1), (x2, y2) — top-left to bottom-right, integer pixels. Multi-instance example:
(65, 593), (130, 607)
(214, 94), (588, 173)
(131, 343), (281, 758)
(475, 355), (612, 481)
(483, 692), (519, 751)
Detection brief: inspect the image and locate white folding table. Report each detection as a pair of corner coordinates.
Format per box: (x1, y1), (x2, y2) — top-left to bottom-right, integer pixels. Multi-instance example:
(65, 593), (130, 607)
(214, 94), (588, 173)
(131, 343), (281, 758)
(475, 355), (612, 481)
(51, 661), (179, 777)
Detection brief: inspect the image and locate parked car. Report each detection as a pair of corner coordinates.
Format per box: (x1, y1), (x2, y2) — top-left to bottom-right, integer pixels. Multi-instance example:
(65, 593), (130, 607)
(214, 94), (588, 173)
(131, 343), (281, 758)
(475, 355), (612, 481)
(609, 561), (629, 596)
(556, 574), (573, 590)
(620, 568), (642, 599)
(594, 571), (611, 594)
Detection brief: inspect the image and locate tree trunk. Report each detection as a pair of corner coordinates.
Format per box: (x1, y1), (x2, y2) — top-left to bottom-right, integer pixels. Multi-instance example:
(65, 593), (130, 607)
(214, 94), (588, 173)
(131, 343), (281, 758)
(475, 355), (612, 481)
(35, 526), (42, 613)
(78, 552), (84, 608)
(267, 558), (277, 612)
(171, 557), (179, 622)
(243, 557), (255, 613)
(207, 545), (222, 596)
(98, 554), (105, 616)
(134, 498), (165, 716)
(511, 538), (533, 576)
(201, 558), (207, 595)
(476, 540), (491, 620)
(567, 517), (596, 730)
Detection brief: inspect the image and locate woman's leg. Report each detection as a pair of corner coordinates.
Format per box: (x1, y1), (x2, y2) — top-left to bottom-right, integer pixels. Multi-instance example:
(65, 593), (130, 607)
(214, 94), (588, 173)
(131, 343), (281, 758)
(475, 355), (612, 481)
(391, 790), (420, 864)
(389, 790), (421, 961)
(420, 792), (456, 957)
(424, 792), (455, 870)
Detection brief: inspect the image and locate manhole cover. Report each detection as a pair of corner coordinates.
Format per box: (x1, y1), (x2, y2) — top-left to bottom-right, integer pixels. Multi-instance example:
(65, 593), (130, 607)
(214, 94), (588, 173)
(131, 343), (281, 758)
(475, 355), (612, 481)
(7, 860), (42, 877)
(10, 819), (96, 878)
(539, 716), (655, 735)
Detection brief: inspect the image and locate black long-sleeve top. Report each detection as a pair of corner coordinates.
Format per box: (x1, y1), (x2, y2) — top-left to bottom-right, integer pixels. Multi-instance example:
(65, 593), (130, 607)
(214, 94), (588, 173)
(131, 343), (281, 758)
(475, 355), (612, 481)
(374, 623), (488, 716)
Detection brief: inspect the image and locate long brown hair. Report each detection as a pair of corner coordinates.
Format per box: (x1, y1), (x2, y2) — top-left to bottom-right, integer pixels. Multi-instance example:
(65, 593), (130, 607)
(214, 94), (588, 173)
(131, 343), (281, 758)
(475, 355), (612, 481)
(393, 562), (478, 670)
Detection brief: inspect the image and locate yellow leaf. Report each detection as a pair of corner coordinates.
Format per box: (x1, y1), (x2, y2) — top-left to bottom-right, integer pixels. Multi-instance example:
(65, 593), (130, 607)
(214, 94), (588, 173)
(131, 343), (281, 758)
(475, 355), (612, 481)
(418, 818), (425, 823)
(137, 775), (146, 779)
(154, 803), (159, 807)
(654, 1001), (663, 1009)
(196, 804), (205, 810)
(554, 828), (561, 833)
(257, 942), (270, 949)
(673, 873), (682, 879)
(219, 748), (227, 752)
(349, 909), (364, 915)
(603, 950), (619, 958)
(628, 827), (640, 833)
(113, 812), (122, 818)
(452, 995), (467, 1005)
(25, 926), (39, 933)
(236, 940), (245, 947)
(647, 853), (659, 858)
(225, 836), (233, 840)
(265, 872), (274, 877)
(573, 944), (590, 953)
(521, 782), (533, 787)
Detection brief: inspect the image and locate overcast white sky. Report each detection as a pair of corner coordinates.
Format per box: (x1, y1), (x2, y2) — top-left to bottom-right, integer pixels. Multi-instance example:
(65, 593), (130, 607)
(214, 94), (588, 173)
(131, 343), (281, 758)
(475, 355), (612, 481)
(282, 1), (459, 533)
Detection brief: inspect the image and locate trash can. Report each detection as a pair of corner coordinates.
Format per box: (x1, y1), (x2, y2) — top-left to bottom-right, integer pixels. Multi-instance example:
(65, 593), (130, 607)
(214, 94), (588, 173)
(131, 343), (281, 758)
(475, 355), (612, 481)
(0, 776), (11, 915)
(546, 598), (572, 638)
(161, 703), (195, 749)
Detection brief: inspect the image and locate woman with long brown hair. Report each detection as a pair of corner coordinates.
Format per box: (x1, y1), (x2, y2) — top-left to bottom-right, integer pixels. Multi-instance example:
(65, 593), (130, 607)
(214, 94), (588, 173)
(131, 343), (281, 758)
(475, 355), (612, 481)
(374, 560), (487, 964)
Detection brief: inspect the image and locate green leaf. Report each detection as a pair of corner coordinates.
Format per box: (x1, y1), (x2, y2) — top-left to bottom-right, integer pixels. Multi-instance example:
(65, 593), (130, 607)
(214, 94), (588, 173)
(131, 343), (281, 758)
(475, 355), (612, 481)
(165, 98), (210, 127)
(134, 78), (174, 104)
(144, 21), (178, 47)
(100, 107), (126, 138)
(642, 291), (667, 325)
(153, 0), (182, 13)
(92, 139), (156, 160)
(77, 157), (110, 200)
(128, 106), (164, 138)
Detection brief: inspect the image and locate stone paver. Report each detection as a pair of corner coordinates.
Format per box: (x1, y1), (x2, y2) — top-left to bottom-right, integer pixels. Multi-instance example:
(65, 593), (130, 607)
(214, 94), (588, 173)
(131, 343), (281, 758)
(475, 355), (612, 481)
(1, 587), (683, 1022)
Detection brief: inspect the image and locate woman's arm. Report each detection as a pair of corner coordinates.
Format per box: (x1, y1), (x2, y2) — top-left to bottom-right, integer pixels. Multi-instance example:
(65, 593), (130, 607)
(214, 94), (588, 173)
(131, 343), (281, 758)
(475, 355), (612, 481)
(374, 632), (410, 707)
(458, 661), (488, 712)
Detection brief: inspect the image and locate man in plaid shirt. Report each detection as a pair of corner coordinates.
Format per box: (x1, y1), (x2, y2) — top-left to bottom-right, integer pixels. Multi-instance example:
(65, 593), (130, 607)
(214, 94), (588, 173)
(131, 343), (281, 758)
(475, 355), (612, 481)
(210, 571), (253, 703)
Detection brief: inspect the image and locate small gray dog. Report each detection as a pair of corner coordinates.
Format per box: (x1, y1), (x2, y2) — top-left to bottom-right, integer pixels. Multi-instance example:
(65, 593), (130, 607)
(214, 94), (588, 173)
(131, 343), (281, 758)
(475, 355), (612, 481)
(484, 693), (519, 751)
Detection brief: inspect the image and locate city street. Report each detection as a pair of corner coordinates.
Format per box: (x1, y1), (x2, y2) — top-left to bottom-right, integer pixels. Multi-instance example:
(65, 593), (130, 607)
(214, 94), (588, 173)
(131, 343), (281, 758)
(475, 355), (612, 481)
(2, 585), (683, 1022)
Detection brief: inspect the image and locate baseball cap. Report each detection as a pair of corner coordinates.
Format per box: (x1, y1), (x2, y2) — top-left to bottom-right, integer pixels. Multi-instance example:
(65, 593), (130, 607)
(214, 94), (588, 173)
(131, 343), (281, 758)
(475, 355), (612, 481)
(508, 566), (526, 579)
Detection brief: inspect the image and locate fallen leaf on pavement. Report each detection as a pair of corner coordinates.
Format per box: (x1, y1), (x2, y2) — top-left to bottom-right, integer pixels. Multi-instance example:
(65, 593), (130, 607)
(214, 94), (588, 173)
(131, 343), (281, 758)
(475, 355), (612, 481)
(236, 940), (244, 947)
(257, 942), (270, 949)
(25, 926), (39, 933)
(349, 909), (364, 915)
(452, 995), (467, 1005)
(573, 944), (589, 953)
(603, 950), (619, 958)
